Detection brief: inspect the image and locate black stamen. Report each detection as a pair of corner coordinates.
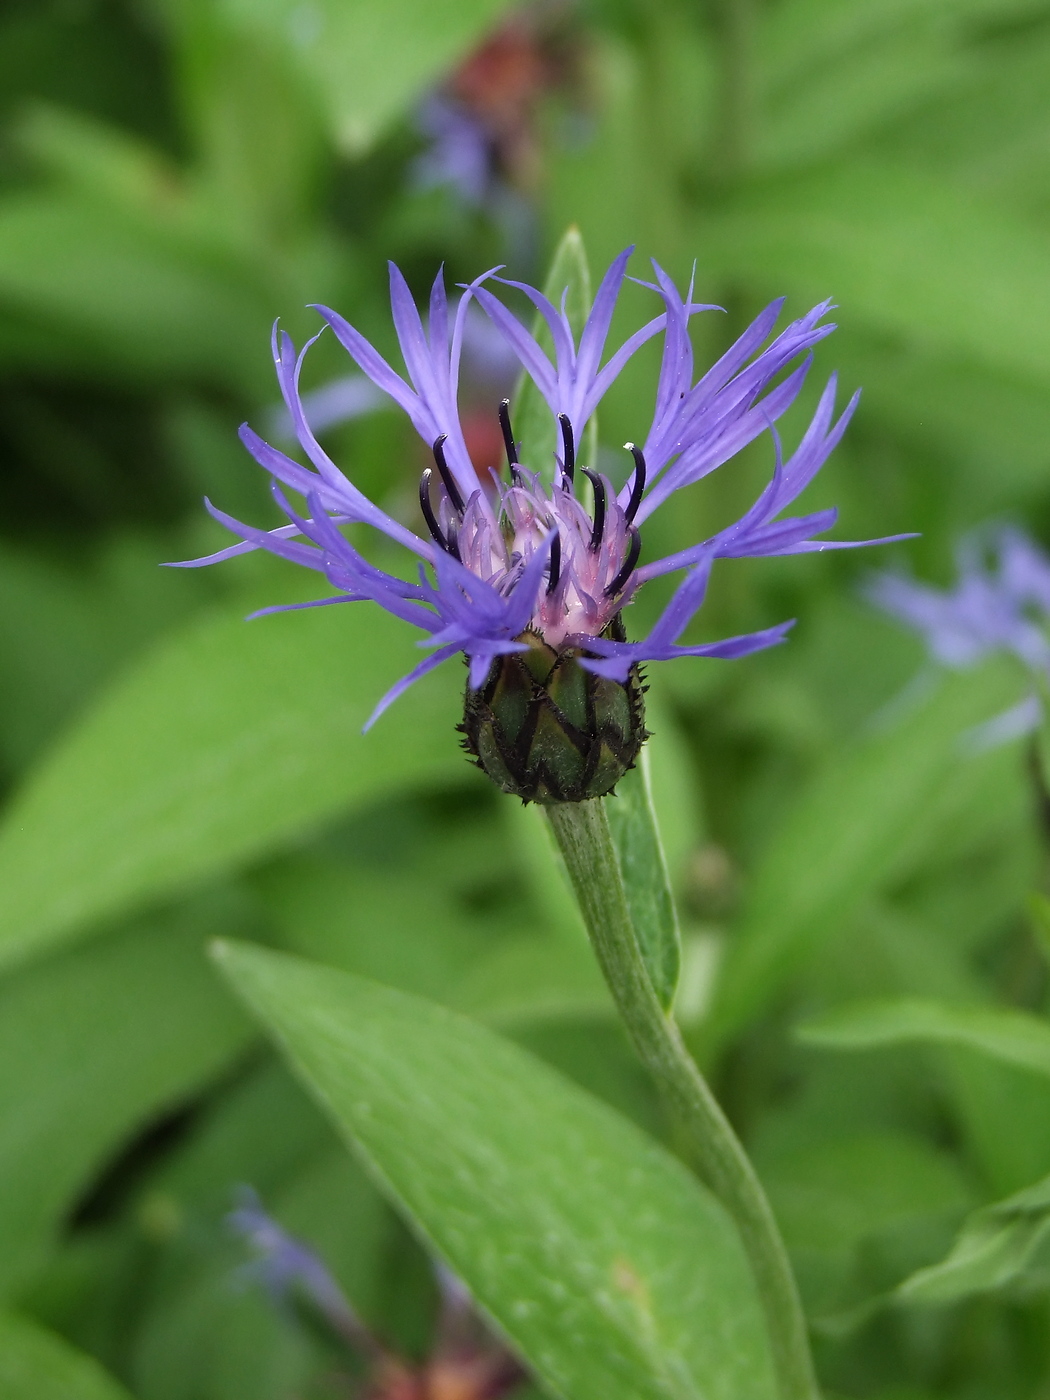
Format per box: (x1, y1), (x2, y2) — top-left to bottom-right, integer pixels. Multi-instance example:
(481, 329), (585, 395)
(582, 468), (606, 551)
(419, 468), (458, 558)
(498, 399), (518, 468)
(558, 413), (575, 485)
(624, 443), (647, 524)
(419, 468), (443, 542)
(605, 526), (641, 597)
(445, 519), (461, 562)
(546, 529), (562, 594)
(432, 434), (465, 513)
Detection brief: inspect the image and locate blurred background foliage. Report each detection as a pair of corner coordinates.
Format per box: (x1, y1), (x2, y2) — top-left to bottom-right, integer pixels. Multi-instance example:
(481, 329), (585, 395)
(4, 1), (1050, 1397)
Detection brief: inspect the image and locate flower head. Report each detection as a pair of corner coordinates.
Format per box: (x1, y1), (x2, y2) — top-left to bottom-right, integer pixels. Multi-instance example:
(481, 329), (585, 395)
(174, 249), (906, 800)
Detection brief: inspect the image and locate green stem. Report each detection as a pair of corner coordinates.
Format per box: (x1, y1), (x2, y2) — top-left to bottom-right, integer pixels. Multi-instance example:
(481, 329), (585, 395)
(546, 799), (819, 1400)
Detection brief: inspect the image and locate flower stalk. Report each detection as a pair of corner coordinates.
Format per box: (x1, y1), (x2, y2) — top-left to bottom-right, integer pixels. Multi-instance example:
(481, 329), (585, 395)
(546, 797), (819, 1400)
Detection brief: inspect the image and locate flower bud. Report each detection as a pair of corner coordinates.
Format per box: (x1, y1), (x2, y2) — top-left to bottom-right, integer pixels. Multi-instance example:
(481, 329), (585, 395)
(460, 620), (647, 803)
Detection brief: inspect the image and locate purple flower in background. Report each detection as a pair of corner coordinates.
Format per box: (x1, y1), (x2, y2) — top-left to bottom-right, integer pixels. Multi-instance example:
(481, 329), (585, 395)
(868, 526), (1050, 744)
(413, 94), (495, 207)
(229, 1189), (524, 1399)
(229, 1187), (376, 1351)
(868, 527), (1050, 676)
(175, 248), (907, 801)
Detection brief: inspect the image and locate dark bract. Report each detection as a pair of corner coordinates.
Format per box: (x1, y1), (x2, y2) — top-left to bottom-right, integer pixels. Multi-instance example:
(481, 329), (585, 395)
(460, 622), (648, 803)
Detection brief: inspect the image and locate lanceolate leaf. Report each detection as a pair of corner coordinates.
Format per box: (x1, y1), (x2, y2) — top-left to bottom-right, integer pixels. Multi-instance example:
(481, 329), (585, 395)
(701, 164), (1050, 386)
(796, 997), (1050, 1080)
(605, 751), (681, 1010)
(214, 941), (778, 1400)
(898, 1172), (1050, 1305)
(0, 582), (465, 975)
(211, 0), (513, 152)
(0, 1312), (134, 1400)
(0, 193), (276, 394)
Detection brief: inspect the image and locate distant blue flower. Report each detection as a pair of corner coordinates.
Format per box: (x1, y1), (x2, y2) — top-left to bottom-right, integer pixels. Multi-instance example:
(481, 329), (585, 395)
(228, 1188), (373, 1351)
(868, 527), (1050, 676)
(175, 249), (906, 732)
(868, 526), (1050, 746)
(229, 1189), (524, 1396)
(413, 94), (495, 207)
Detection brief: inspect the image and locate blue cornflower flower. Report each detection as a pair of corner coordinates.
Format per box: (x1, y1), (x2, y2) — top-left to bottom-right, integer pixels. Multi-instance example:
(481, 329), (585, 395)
(869, 527), (1050, 674)
(228, 1187), (374, 1351)
(868, 526), (1050, 745)
(176, 249), (906, 801)
(412, 93), (495, 208)
(229, 1189), (524, 1398)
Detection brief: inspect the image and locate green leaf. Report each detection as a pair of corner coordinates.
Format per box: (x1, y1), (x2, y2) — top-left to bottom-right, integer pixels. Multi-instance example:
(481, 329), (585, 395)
(1029, 892), (1050, 968)
(0, 193), (275, 392)
(0, 1312), (133, 1400)
(605, 751), (681, 1010)
(453, 932), (610, 1025)
(511, 225), (596, 485)
(753, 0), (1021, 169)
(642, 683), (705, 892)
(0, 902), (252, 1296)
(831, 332), (1050, 515)
(700, 163), (1050, 387)
(0, 533), (208, 775)
(898, 1172), (1050, 1304)
(760, 1131), (970, 1259)
(0, 584), (466, 975)
(702, 662), (1025, 1053)
(796, 997), (1050, 1080)
(758, 1130), (971, 1319)
(214, 940), (778, 1400)
(209, 0), (513, 152)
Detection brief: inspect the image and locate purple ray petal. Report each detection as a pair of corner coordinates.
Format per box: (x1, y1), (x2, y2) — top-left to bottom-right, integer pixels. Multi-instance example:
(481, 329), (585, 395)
(581, 620), (795, 681)
(201, 499), (326, 571)
(574, 246), (634, 388)
(773, 531), (918, 555)
(246, 595), (363, 620)
(363, 642), (462, 731)
(246, 378), (434, 560)
(310, 303), (420, 419)
(471, 286), (558, 399)
(165, 512), (353, 569)
(583, 313), (670, 422)
(491, 275), (577, 375)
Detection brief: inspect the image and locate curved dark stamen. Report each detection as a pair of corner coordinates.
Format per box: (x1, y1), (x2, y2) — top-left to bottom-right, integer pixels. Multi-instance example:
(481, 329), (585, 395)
(558, 413), (575, 486)
(419, 468), (444, 544)
(546, 529), (562, 594)
(445, 520), (462, 562)
(419, 467), (458, 558)
(582, 468), (606, 552)
(498, 399), (518, 469)
(605, 526), (641, 598)
(432, 435), (465, 513)
(624, 443), (647, 524)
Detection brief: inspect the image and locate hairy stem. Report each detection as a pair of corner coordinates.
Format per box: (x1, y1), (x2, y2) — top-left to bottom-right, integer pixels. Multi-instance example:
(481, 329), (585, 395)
(546, 799), (819, 1400)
